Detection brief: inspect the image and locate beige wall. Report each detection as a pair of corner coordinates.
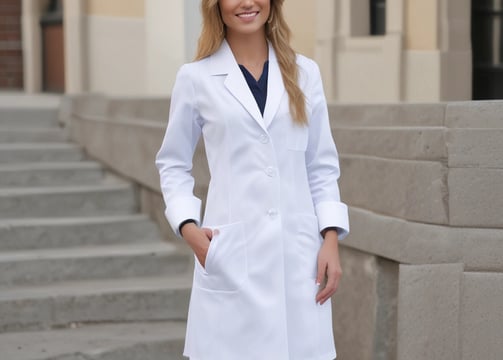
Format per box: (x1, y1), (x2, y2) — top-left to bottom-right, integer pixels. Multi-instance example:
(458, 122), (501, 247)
(405, 0), (438, 50)
(283, 0), (316, 58)
(86, 0), (145, 18)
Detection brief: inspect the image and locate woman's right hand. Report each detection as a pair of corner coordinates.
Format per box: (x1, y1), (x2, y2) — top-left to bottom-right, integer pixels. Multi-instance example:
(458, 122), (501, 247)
(180, 223), (213, 268)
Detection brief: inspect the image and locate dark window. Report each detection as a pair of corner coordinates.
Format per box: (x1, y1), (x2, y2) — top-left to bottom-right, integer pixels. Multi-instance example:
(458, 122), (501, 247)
(370, 0), (386, 35)
(472, 0), (503, 99)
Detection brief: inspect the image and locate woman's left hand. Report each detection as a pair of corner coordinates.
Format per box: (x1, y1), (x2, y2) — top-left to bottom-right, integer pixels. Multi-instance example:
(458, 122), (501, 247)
(315, 229), (342, 305)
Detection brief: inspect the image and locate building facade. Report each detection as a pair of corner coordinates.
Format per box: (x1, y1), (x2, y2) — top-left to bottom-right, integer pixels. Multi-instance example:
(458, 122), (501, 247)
(5, 0), (502, 102)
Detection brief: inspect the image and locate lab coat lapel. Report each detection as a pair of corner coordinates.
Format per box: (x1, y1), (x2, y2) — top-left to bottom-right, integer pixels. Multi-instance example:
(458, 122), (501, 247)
(210, 40), (266, 132)
(263, 44), (286, 129)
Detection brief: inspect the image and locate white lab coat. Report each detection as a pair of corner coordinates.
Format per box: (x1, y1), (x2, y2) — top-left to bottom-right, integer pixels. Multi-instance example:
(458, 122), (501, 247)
(156, 40), (349, 360)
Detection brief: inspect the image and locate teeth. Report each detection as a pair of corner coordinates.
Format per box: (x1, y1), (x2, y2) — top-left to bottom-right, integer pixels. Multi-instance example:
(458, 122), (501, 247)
(238, 12), (257, 18)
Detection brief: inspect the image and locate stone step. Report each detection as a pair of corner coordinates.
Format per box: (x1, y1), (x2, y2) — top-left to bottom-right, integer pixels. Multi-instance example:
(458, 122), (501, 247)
(0, 184), (138, 219)
(0, 162), (103, 187)
(0, 108), (59, 127)
(0, 143), (84, 163)
(0, 242), (191, 286)
(0, 275), (191, 333)
(0, 321), (186, 360)
(0, 215), (162, 251)
(0, 127), (66, 143)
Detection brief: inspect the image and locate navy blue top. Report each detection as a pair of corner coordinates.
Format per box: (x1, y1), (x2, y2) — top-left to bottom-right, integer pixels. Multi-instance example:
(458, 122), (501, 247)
(239, 61), (269, 116)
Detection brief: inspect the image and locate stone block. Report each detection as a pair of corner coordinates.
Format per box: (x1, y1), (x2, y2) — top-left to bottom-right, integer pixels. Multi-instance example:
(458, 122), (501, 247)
(446, 101), (503, 129)
(447, 129), (503, 168)
(333, 127), (446, 161)
(397, 263), (463, 360)
(0, 128), (66, 143)
(448, 168), (503, 227)
(329, 103), (446, 127)
(345, 207), (503, 271)
(333, 246), (398, 360)
(461, 272), (503, 360)
(339, 155), (448, 224)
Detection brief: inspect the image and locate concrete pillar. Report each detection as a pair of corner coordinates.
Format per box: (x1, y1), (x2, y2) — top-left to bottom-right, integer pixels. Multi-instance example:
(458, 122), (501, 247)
(63, 0), (87, 93)
(145, 0), (201, 95)
(21, 0), (50, 93)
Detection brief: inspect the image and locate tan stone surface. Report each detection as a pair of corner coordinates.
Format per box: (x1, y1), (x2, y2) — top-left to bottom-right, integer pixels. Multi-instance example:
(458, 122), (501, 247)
(446, 101), (503, 128)
(461, 272), (503, 360)
(334, 127), (446, 161)
(448, 168), (503, 228)
(333, 247), (398, 360)
(397, 264), (462, 360)
(339, 155), (448, 224)
(329, 103), (446, 127)
(447, 129), (503, 168)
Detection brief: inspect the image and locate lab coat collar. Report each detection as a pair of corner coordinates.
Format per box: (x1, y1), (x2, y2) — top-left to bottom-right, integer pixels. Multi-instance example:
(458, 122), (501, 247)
(209, 39), (286, 131)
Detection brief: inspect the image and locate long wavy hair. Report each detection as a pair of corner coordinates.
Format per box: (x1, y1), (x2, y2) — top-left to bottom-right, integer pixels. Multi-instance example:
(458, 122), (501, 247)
(195, 0), (307, 125)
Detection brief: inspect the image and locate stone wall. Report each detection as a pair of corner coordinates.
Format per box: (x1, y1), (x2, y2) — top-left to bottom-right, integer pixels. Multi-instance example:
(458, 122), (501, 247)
(61, 96), (503, 360)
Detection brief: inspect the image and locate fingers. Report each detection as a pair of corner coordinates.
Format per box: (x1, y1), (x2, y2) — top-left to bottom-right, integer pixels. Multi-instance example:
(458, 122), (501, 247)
(316, 265), (342, 305)
(202, 227), (213, 240)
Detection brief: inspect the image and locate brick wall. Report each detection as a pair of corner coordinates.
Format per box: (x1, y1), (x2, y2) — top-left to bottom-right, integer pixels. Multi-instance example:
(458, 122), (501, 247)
(0, 0), (23, 89)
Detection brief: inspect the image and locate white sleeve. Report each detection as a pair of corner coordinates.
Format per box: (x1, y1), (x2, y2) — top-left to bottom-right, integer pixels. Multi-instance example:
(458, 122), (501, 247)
(305, 61), (350, 240)
(155, 64), (203, 237)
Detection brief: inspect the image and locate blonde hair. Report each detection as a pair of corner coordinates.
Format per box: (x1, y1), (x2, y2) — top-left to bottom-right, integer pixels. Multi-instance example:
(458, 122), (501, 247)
(196, 0), (307, 125)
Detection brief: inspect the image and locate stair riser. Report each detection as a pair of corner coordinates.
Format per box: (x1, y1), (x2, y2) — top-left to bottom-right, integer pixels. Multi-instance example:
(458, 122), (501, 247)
(0, 130), (66, 143)
(0, 288), (190, 333)
(0, 253), (190, 286)
(69, 340), (185, 360)
(0, 109), (58, 127)
(0, 188), (138, 218)
(0, 148), (84, 163)
(33, 340), (185, 360)
(0, 168), (103, 187)
(0, 218), (161, 251)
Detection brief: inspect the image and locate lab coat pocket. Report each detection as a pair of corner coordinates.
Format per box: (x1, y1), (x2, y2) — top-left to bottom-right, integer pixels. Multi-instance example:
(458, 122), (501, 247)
(194, 221), (247, 292)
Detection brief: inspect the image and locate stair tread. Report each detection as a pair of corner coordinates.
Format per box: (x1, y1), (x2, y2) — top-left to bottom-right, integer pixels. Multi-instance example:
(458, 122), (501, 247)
(0, 143), (80, 150)
(0, 183), (131, 195)
(0, 275), (191, 301)
(0, 161), (101, 171)
(0, 242), (176, 262)
(0, 320), (185, 360)
(0, 214), (151, 227)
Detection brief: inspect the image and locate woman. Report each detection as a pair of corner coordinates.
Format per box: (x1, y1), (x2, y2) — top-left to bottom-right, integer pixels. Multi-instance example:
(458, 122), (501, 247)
(156, 0), (349, 359)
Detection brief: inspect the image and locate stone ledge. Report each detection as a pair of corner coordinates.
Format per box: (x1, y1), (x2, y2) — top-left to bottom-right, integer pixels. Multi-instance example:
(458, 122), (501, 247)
(344, 207), (503, 271)
(334, 126), (447, 161)
(339, 155), (448, 225)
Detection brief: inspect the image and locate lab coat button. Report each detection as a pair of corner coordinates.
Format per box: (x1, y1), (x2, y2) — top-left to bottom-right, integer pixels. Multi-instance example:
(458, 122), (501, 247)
(259, 134), (269, 144)
(265, 166), (275, 177)
(267, 208), (279, 218)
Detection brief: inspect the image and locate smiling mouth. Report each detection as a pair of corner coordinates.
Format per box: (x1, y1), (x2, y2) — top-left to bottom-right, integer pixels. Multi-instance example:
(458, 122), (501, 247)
(237, 11), (259, 18)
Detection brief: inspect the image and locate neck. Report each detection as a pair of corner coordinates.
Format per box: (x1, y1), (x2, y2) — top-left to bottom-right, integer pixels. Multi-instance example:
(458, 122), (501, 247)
(226, 31), (268, 66)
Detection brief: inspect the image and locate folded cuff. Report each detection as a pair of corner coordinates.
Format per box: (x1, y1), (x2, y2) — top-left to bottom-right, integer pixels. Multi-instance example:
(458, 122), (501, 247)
(315, 201), (350, 240)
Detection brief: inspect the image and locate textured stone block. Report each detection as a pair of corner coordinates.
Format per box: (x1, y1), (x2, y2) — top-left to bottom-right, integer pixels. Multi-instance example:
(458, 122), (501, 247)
(333, 127), (446, 161)
(339, 155), (448, 224)
(461, 272), (503, 360)
(333, 246), (398, 360)
(448, 168), (503, 227)
(397, 264), (463, 360)
(447, 129), (503, 168)
(330, 103), (446, 127)
(446, 101), (503, 128)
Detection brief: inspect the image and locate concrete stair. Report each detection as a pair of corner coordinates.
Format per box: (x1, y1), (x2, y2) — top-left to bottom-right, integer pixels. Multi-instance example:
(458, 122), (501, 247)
(0, 104), (191, 359)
